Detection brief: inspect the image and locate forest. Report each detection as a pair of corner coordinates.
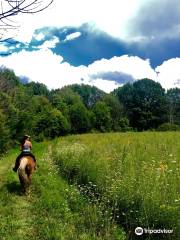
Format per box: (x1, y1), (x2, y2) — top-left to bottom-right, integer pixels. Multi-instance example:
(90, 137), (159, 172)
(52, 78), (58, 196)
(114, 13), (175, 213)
(0, 67), (179, 153)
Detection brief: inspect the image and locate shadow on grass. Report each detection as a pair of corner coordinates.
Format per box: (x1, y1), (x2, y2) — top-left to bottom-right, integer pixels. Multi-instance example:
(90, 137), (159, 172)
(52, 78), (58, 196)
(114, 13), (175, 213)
(6, 181), (23, 195)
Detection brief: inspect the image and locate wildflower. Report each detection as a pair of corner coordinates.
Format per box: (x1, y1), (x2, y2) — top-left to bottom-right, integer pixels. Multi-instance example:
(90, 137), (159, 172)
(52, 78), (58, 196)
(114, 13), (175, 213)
(159, 163), (168, 172)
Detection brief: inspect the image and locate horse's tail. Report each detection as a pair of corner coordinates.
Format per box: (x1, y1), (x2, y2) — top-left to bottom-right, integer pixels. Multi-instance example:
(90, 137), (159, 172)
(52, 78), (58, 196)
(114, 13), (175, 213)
(18, 157), (29, 190)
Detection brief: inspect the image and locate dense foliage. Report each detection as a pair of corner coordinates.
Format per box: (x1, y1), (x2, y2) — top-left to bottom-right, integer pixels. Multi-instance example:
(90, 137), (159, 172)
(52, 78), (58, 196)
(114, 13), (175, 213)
(0, 67), (179, 153)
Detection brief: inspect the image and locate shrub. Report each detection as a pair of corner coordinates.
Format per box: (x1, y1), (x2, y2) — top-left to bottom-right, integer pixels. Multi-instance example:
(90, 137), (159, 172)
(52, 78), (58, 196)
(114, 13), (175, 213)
(157, 123), (180, 131)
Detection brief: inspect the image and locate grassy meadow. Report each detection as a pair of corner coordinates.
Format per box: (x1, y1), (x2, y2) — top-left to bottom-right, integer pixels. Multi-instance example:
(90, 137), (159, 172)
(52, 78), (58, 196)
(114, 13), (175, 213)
(0, 132), (179, 239)
(52, 132), (180, 239)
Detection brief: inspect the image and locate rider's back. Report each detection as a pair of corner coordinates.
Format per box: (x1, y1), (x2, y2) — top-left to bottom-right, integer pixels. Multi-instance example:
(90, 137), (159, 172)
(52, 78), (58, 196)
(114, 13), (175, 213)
(21, 140), (32, 153)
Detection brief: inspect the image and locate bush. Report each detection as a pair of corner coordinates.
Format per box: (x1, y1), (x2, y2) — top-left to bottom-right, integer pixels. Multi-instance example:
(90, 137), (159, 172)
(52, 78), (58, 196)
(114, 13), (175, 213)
(34, 109), (70, 139)
(157, 123), (180, 131)
(118, 117), (133, 132)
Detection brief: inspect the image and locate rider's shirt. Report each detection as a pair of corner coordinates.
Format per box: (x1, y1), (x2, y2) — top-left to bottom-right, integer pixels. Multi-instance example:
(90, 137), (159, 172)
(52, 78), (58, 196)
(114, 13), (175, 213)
(22, 142), (31, 153)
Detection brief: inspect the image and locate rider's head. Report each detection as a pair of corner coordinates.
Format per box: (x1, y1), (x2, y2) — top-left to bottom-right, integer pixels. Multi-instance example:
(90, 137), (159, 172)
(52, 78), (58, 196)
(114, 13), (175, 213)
(24, 134), (30, 140)
(21, 135), (30, 145)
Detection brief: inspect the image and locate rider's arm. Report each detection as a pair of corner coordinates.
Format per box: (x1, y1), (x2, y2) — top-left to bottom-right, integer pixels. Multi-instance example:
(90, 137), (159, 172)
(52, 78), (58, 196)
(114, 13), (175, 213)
(29, 141), (32, 150)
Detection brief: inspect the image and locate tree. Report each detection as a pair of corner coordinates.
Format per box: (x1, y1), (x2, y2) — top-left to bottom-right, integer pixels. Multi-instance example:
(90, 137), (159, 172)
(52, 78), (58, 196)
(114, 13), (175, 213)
(34, 109), (70, 140)
(25, 82), (50, 97)
(114, 79), (168, 130)
(102, 94), (123, 131)
(31, 95), (51, 111)
(132, 79), (167, 130)
(113, 83), (134, 117)
(50, 87), (82, 118)
(14, 95), (53, 139)
(0, 67), (20, 92)
(0, 0), (54, 41)
(0, 91), (19, 138)
(51, 87), (82, 106)
(92, 101), (112, 132)
(0, 110), (10, 153)
(69, 103), (91, 133)
(70, 84), (105, 108)
(166, 88), (180, 125)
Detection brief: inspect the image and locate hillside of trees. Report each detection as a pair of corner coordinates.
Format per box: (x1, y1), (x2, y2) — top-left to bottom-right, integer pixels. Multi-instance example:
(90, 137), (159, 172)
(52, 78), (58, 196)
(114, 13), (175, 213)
(0, 67), (179, 153)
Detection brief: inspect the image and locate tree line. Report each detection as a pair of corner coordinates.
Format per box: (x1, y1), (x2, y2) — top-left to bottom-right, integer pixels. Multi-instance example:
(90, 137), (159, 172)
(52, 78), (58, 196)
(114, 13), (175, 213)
(0, 67), (179, 153)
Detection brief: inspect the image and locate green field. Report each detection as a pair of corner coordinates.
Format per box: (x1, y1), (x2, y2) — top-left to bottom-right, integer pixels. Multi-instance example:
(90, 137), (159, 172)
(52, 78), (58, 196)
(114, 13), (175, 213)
(0, 132), (179, 240)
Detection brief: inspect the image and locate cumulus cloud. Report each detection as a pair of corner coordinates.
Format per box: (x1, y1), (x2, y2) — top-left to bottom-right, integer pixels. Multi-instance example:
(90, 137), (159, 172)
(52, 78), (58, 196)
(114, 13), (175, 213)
(155, 58), (180, 89)
(0, 48), (179, 92)
(0, 49), (89, 89)
(87, 55), (157, 81)
(0, 0), (179, 93)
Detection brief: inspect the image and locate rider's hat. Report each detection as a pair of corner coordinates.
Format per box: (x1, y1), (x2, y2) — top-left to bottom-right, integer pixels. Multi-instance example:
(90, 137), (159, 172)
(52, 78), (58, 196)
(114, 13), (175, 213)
(24, 134), (30, 138)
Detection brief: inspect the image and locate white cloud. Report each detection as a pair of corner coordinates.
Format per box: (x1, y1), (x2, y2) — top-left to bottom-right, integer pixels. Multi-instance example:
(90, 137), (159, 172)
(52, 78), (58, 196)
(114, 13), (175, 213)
(3, 0), (179, 46)
(0, 49), (63, 89)
(33, 32), (45, 41)
(0, 44), (8, 52)
(0, 49), (87, 89)
(14, 0), (146, 43)
(156, 58), (180, 89)
(0, 0), (179, 92)
(90, 78), (118, 92)
(65, 32), (81, 41)
(38, 36), (59, 50)
(0, 48), (179, 92)
(87, 56), (157, 81)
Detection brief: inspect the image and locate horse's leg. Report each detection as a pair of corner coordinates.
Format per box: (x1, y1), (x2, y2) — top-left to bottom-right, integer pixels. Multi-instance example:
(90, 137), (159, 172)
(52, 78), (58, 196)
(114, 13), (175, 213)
(28, 174), (32, 191)
(18, 157), (29, 193)
(26, 164), (34, 194)
(18, 170), (27, 193)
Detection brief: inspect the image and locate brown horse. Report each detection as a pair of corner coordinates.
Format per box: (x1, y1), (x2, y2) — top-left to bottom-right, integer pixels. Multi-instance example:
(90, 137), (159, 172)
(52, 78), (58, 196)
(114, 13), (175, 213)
(18, 156), (36, 193)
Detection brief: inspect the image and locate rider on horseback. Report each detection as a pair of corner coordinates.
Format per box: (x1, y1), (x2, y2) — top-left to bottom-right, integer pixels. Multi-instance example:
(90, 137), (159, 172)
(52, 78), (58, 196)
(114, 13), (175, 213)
(13, 135), (36, 172)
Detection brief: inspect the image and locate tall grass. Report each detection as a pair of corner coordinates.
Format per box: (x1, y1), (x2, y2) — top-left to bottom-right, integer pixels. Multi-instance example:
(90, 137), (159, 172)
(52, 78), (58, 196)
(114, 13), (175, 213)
(29, 143), (125, 240)
(52, 132), (180, 240)
(0, 141), (125, 240)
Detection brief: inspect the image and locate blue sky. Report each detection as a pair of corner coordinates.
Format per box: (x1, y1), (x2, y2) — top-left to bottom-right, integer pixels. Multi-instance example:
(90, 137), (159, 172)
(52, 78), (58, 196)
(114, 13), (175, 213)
(0, 0), (180, 92)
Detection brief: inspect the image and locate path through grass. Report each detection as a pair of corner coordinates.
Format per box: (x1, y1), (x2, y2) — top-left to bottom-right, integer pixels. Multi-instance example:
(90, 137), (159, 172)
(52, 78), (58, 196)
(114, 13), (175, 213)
(0, 142), (124, 240)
